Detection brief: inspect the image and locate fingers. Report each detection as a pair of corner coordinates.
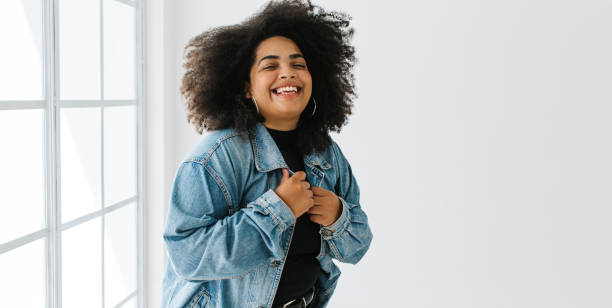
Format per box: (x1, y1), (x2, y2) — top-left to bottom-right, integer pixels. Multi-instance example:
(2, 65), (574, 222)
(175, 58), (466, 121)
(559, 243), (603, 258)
(290, 171), (307, 181)
(311, 186), (330, 196)
(307, 189), (313, 199)
(281, 168), (290, 181)
(312, 194), (326, 204)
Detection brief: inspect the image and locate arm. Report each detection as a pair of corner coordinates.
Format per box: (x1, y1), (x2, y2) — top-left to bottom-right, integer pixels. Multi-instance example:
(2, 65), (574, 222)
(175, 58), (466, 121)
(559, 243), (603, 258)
(163, 161), (295, 281)
(319, 142), (373, 264)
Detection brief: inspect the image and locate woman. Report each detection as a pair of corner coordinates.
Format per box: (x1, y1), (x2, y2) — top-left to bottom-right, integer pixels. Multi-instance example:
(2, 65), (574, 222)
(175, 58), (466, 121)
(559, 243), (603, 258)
(162, 1), (373, 307)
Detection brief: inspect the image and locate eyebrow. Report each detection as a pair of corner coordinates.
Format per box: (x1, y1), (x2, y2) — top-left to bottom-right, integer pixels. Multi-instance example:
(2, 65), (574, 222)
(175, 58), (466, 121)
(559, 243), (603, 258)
(257, 53), (304, 65)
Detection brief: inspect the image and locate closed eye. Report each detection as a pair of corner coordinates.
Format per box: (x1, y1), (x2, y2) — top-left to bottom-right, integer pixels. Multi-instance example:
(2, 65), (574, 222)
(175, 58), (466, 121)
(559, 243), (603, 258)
(262, 63), (305, 70)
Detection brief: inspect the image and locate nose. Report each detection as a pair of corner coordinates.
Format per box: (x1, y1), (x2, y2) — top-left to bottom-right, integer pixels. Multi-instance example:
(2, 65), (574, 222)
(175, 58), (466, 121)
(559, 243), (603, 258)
(279, 66), (296, 79)
(279, 73), (295, 79)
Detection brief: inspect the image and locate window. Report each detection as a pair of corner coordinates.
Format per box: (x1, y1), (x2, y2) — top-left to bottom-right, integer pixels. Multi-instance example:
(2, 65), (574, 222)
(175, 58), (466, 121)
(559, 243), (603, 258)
(0, 0), (143, 307)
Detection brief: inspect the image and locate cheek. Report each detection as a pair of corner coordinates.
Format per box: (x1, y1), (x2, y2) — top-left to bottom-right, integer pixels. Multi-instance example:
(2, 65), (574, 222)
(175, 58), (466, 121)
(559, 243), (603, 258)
(252, 75), (273, 93)
(300, 72), (313, 89)
(257, 74), (274, 92)
(303, 71), (312, 83)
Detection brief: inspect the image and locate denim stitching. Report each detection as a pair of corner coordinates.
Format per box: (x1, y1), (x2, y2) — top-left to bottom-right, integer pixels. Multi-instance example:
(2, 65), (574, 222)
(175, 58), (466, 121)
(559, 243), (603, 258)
(260, 193), (288, 231)
(202, 163), (233, 212)
(330, 142), (350, 200)
(245, 262), (261, 307)
(188, 285), (210, 308)
(200, 131), (242, 164)
(327, 240), (345, 263)
(323, 199), (351, 239)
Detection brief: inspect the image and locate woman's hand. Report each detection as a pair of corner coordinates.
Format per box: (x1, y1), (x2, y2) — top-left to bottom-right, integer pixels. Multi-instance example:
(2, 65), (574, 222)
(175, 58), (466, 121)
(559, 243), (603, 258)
(275, 169), (314, 219)
(307, 186), (342, 227)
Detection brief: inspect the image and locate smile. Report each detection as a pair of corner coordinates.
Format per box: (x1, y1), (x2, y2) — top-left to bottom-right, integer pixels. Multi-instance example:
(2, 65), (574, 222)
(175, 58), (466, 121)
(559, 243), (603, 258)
(271, 86), (302, 96)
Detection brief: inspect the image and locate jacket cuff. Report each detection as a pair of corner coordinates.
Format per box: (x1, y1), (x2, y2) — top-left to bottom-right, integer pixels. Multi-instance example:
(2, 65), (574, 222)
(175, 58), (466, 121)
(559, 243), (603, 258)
(254, 189), (296, 229)
(319, 196), (350, 239)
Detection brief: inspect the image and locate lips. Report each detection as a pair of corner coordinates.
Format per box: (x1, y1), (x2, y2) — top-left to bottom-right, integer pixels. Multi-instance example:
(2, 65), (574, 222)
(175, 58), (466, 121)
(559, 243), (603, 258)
(271, 85), (302, 95)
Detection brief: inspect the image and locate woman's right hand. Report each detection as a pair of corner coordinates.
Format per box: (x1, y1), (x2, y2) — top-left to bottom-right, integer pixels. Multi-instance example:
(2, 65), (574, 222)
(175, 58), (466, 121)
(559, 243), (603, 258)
(275, 168), (314, 218)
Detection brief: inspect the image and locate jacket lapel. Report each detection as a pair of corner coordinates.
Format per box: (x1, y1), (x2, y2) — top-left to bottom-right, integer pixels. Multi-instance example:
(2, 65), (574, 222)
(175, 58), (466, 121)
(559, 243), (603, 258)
(250, 122), (330, 187)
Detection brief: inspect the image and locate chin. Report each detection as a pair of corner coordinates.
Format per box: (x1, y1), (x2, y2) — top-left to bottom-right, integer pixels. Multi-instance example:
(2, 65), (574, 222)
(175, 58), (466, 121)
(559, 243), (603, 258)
(274, 103), (307, 114)
(270, 108), (303, 120)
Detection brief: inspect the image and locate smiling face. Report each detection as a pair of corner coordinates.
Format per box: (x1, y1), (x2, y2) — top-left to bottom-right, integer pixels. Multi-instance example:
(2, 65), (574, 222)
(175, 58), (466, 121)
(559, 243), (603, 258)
(246, 36), (313, 131)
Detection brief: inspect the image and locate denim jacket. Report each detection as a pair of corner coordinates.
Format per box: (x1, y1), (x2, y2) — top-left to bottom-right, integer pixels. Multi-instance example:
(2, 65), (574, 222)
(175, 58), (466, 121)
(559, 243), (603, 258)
(161, 122), (373, 308)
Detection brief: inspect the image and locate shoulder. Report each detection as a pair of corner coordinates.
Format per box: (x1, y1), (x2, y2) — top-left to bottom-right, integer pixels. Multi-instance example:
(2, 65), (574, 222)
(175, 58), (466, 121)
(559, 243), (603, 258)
(183, 127), (252, 165)
(327, 138), (349, 167)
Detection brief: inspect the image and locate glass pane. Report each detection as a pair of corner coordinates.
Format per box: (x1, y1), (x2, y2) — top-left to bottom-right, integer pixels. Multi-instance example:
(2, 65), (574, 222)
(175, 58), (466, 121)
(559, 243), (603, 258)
(103, 0), (135, 100)
(61, 107), (101, 222)
(59, 0), (101, 100)
(62, 217), (102, 308)
(0, 239), (45, 307)
(0, 110), (44, 244)
(120, 296), (137, 308)
(104, 106), (136, 206)
(0, 0), (44, 100)
(105, 203), (137, 307)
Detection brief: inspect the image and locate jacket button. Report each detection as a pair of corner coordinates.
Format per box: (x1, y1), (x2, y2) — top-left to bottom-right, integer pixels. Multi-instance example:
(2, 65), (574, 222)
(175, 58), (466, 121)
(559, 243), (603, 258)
(271, 260), (281, 267)
(321, 229), (333, 236)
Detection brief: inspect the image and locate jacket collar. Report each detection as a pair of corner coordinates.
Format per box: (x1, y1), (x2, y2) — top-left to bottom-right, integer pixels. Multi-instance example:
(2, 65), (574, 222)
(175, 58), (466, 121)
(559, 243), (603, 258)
(250, 122), (331, 172)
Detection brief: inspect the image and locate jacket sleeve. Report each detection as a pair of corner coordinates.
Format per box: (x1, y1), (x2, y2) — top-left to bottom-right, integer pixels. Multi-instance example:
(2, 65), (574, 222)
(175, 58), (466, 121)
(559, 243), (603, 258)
(163, 161), (296, 281)
(319, 142), (373, 265)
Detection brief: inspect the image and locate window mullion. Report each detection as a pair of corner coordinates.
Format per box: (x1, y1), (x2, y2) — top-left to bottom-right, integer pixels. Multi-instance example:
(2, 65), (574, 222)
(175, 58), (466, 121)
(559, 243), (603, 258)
(44, 0), (62, 308)
(100, 0), (106, 307)
(135, 1), (144, 306)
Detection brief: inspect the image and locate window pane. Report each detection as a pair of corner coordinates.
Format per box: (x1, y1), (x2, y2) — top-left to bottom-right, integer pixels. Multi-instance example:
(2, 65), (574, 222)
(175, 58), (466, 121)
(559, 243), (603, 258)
(0, 110), (44, 244)
(0, 239), (45, 307)
(62, 217), (102, 308)
(0, 0), (44, 100)
(104, 106), (136, 206)
(103, 0), (135, 100)
(105, 203), (137, 307)
(59, 0), (101, 100)
(120, 296), (137, 308)
(61, 107), (101, 222)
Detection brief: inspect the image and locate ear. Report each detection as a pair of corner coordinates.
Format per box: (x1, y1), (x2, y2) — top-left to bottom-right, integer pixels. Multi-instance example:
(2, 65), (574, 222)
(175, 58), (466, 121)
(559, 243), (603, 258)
(244, 82), (251, 99)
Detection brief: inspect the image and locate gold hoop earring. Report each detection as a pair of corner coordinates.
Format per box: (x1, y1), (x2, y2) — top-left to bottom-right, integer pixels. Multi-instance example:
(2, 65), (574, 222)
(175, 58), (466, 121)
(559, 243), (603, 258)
(251, 97), (260, 114)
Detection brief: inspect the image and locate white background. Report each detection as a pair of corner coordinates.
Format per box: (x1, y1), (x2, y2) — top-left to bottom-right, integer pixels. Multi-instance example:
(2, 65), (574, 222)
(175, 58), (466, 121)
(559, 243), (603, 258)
(144, 0), (612, 307)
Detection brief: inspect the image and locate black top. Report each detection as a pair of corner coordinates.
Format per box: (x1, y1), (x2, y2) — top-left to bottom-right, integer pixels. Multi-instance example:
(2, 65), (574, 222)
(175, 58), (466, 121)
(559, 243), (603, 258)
(266, 127), (322, 306)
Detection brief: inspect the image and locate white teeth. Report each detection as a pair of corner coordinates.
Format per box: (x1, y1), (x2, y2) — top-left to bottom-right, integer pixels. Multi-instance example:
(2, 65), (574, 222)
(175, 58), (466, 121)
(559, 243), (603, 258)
(274, 86), (298, 94)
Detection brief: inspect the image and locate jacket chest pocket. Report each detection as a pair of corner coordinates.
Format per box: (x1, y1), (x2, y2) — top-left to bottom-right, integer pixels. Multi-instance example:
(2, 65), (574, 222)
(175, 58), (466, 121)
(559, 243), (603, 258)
(189, 286), (211, 308)
(306, 165), (326, 188)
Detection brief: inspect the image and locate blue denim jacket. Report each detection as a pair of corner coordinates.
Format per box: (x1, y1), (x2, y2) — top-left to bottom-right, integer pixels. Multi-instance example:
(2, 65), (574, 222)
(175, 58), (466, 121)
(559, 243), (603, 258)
(161, 122), (373, 308)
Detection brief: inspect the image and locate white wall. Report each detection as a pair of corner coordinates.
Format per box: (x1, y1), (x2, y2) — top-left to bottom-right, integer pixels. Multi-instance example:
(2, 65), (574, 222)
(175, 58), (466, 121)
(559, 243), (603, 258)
(147, 0), (612, 307)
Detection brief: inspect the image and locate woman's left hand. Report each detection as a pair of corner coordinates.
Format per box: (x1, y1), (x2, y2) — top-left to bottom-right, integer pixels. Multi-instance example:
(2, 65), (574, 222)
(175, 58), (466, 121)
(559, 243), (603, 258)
(307, 186), (342, 227)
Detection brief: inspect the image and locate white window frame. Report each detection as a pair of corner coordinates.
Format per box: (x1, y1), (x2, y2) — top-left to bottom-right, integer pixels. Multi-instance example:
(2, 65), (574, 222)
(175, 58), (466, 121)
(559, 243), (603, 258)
(0, 0), (144, 307)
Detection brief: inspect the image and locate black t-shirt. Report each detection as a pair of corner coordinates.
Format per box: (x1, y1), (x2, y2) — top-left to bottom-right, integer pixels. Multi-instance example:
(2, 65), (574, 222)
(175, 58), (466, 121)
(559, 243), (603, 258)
(266, 127), (321, 306)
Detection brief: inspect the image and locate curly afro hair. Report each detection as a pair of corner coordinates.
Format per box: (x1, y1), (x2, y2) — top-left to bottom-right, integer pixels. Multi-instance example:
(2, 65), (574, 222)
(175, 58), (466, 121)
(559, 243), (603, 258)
(180, 0), (357, 154)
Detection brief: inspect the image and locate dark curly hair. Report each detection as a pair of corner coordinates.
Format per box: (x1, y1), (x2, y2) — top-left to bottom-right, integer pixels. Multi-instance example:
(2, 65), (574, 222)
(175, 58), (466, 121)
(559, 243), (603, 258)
(180, 0), (356, 154)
